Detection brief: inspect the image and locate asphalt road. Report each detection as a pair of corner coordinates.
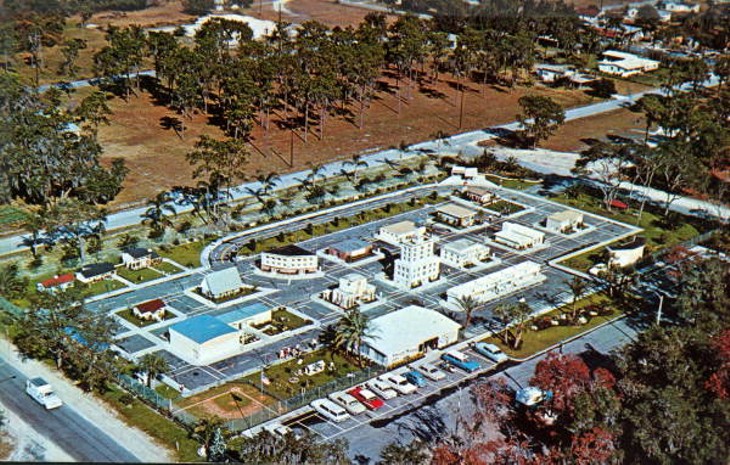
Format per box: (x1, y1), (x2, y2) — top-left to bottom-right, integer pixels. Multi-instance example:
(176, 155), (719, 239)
(0, 356), (140, 463)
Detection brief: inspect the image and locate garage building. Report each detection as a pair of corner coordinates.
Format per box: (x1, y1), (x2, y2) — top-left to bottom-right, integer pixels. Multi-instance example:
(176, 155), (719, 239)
(168, 314), (240, 365)
(360, 306), (460, 367)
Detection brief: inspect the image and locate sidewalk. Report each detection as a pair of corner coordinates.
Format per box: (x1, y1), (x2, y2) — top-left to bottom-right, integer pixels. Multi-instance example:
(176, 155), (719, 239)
(0, 338), (173, 463)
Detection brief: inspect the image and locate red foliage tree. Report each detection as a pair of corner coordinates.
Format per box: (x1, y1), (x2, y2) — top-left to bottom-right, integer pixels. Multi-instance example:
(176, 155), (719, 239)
(531, 352), (592, 413)
(706, 329), (730, 399)
(570, 427), (619, 465)
(663, 245), (700, 280)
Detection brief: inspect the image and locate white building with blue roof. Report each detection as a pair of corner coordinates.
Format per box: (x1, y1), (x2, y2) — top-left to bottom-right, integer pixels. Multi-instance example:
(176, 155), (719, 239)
(216, 302), (272, 328)
(169, 314), (240, 365)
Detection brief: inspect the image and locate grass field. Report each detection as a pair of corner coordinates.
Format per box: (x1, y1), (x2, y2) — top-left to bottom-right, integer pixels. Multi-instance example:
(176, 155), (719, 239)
(261, 309), (312, 336)
(116, 266), (162, 284)
(542, 107), (647, 153)
(488, 200), (526, 215)
(79, 279), (127, 297)
(0, 206), (28, 228)
(101, 385), (199, 462)
(485, 293), (618, 359)
(153, 261), (184, 275)
(158, 240), (209, 268)
(243, 350), (361, 400)
(484, 174), (541, 190)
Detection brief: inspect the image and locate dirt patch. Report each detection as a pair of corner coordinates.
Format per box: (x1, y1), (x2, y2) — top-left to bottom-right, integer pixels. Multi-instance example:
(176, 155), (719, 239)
(542, 107), (646, 153)
(98, 73), (594, 207)
(239, 0), (394, 27)
(180, 385), (279, 420)
(88, 1), (197, 29)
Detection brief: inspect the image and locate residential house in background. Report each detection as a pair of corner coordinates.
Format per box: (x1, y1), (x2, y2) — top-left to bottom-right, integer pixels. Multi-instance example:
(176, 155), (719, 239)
(121, 247), (162, 270)
(132, 299), (167, 322)
(76, 262), (116, 284)
(464, 187), (496, 205)
(37, 274), (75, 293)
(598, 50), (660, 77)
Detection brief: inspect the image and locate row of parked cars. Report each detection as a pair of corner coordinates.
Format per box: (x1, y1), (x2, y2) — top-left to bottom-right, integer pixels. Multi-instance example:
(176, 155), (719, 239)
(311, 344), (509, 423)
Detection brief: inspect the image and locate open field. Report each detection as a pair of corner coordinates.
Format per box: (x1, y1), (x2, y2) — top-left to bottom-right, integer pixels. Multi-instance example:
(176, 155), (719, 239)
(177, 381), (278, 420)
(98, 76), (594, 205)
(116, 266), (162, 284)
(542, 107), (647, 153)
(157, 239), (210, 268)
(244, 0), (394, 27)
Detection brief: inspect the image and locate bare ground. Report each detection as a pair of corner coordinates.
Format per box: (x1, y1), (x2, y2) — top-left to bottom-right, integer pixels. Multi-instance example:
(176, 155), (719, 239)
(542, 107), (646, 152)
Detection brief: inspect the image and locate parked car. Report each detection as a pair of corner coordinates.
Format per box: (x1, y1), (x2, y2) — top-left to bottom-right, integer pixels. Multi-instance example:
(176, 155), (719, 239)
(415, 362), (446, 381)
(379, 373), (417, 395)
(348, 386), (385, 410)
(403, 370), (427, 388)
(311, 399), (350, 423)
(366, 379), (398, 400)
(263, 422), (293, 437)
(329, 392), (367, 415)
(25, 377), (62, 410)
(441, 350), (481, 373)
(473, 342), (509, 364)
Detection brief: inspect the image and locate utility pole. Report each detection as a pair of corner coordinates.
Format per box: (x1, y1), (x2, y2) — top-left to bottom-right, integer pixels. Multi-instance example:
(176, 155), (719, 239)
(656, 293), (664, 326)
(289, 128), (294, 167)
(458, 87), (466, 129)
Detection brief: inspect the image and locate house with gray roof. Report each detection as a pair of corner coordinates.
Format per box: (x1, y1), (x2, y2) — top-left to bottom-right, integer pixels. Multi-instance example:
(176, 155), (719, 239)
(200, 267), (245, 300)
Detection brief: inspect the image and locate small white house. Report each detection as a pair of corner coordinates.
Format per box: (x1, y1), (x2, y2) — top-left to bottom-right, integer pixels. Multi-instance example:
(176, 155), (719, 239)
(121, 247), (161, 270)
(321, 273), (377, 310)
(200, 267), (246, 300)
(132, 299), (167, 322)
(76, 262), (115, 284)
(494, 222), (545, 250)
(440, 239), (490, 269)
(360, 306), (461, 367)
(660, 1), (700, 13)
(169, 315), (240, 365)
(37, 274), (75, 293)
(376, 220), (427, 246)
(598, 50), (660, 78)
(546, 210), (584, 233)
(451, 165), (478, 179)
(534, 64), (575, 83)
(464, 187), (496, 205)
(435, 203), (478, 228)
(607, 237), (646, 268)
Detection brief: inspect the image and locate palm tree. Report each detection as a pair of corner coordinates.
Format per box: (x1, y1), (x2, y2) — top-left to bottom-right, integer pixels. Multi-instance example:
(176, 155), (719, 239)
(342, 155), (369, 186)
(454, 295), (480, 331)
(333, 309), (377, 367)
(136, 352), (170, 388)
(21, 210), (46, 258)
(256, 171), (281, 196)
(493, 301), (531, 349)
(142, 191), (177, 235)
(566, 276), (589, 322)
(193, 416), (225, 456)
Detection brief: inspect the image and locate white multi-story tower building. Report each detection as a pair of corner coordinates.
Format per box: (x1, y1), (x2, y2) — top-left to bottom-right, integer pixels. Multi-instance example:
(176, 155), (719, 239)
(393, 237), (440, 289)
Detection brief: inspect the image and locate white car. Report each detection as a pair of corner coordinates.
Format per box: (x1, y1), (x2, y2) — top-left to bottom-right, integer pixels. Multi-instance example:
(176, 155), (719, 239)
(311, 399), (350, 423)
(415, 362), (446, 381)
(474, 342), (509, 364)
(379, 373), (417, 395)
(366, 379), (398, 400)
(263, 422), (293, 437)
(328, 392), (367, 415)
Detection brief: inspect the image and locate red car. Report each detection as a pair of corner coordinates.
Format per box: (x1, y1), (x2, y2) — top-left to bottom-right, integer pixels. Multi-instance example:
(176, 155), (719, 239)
(348, 386), (385, 410)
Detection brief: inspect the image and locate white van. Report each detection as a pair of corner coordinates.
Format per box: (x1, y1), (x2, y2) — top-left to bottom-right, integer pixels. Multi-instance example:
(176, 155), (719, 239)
(311, 399), (350, 423)
(26, 377), (63, 410)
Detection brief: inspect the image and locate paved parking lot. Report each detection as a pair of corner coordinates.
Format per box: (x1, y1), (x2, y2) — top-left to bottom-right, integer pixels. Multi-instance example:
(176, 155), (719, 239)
(87, 184), (640, 393)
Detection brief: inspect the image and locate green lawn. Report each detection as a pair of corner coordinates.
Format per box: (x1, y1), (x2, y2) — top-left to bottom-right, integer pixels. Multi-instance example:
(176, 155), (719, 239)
(101, 385), (199, 462)
(261, 309), (312, 335)
(158, 241), (208, 268)
(116, 267), (162, 284)
(155, 384), (181, 401)
(243, 350), (361, 400)
(485, 293), (619, 359)
(488, 200), (526, 215)
(193, 286), (256, 304)
(153, 261), (184, 276)
(80, 279), (126, 298)
(0, 205), (28, 227)
(484, 174), (541, 190)
(116, 308), (171, 328)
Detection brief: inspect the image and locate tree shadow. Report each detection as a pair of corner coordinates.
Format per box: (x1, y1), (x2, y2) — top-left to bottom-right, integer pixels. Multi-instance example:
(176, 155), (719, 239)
(418, 86), (447, 99)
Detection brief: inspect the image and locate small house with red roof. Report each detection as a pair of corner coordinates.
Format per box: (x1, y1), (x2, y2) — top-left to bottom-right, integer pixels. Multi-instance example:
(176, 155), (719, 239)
(37, 274), (75, 293)
(133, 299), (167, 322)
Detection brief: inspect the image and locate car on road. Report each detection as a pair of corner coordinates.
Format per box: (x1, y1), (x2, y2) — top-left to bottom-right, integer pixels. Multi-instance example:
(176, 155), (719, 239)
(403, 370), (427, 388)
(311, 399), (350, 423)
(379, 373), (417, 395)
(26, 377), (63, 410)
(366, 379), (398, 400)
(329, 392), (367, 415)
(473, 342), (509, 364)
(348, 386), (385, 410)
(415, 362), (446, 381)
(441, 350), (481, 373)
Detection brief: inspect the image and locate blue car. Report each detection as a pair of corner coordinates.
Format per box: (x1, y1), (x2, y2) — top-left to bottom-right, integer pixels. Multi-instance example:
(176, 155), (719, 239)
(441, 351), (481, 373)
(403, 370), (427, 388)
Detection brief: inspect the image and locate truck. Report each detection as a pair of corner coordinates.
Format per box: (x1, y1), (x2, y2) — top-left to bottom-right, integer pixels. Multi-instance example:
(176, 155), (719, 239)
(26, 377), (63, 410)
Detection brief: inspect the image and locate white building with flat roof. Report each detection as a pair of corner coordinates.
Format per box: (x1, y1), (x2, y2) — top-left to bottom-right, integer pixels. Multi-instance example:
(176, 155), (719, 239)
(494, 222), (545, 250)
(393, 237), (440, 289)
(435, 203), (478, 228)
(446, 261), (546, 305)
(260, 245), (318, 275)
(546, 210), (584, 233)
(598, 50), (660, 77)
(360, 306), (461, 367)
(320, 273), (377, 310)
(440, 238), (490, 269)
(376, 220), (427, 246)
